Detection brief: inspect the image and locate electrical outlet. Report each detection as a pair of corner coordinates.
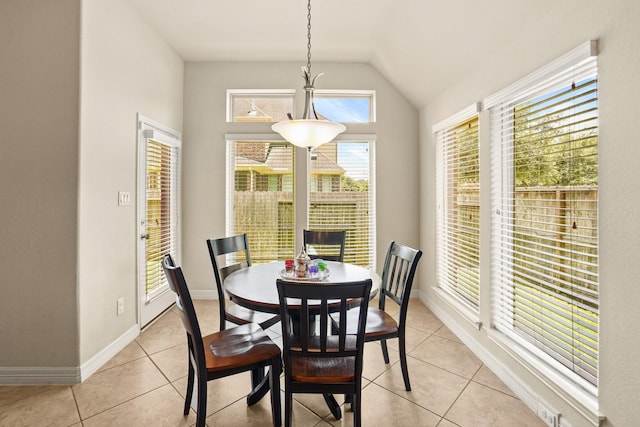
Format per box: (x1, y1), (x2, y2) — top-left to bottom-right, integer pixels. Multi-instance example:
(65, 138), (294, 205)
(537, 403), (558, 427)
(117, 297), (125, 316)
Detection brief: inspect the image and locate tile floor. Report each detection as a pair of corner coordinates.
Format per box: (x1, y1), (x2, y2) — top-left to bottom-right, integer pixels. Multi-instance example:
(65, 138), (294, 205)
(0, 299), (546, 426)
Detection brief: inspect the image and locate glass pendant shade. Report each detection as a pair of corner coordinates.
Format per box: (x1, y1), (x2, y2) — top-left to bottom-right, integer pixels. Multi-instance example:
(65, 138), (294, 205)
(272, 119), (346, 149)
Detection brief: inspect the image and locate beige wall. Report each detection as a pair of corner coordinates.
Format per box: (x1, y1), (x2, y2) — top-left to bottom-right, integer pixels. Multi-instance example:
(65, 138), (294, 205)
(0, 0), (81, 367)
(181, 61), (420, 292)
(78, 0), (183, 363)
(420, 2), (640, 426)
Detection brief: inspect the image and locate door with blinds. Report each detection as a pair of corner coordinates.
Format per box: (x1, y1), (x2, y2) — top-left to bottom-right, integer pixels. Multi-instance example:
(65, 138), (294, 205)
(137, 116), (181, 327)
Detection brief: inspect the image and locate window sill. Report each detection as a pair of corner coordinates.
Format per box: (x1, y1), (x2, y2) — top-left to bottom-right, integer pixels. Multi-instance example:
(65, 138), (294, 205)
(486, 328), (605, 427)
(433, 286), (481, 330)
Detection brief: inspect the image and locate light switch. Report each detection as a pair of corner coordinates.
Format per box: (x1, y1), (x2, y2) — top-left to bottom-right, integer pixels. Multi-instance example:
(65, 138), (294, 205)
(118, 191), (131, 206)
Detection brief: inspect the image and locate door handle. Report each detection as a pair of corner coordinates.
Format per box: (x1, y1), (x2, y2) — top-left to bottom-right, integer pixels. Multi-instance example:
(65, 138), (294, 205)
(141, 233), (150, 240)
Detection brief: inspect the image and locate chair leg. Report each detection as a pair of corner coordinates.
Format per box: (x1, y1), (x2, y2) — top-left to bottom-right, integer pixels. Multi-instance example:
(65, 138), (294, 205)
(270, 358), (282, 427)
(196, 371), (208, 427)
(399, 335), (411, 391)
(284, 384), (293, 427)
(183, 361), (195, 415)
(353, 392), (362, 427)
(380, 338), (390, 364)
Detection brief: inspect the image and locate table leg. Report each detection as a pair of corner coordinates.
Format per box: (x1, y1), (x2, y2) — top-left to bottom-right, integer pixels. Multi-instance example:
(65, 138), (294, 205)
(323, 393), (342, 420)
(246, 367), (270, 406)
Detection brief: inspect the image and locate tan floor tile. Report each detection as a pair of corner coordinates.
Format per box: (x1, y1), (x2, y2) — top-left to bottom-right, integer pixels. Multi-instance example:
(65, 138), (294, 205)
(326, 382), (441, 427)
(72, 357), (168, 419)
(172, 370), (254, 416)
(374, 356), (469, 416)
(136, 309), (186, 355)
(472, 364), (516, 398)
(193, 299), (221, 336)
(205, 387), (285, 427)
(437, 419), (460, 427)
(0, 385), (80, 427)
(411, 335), (482, 379)
(445, 382), (546, 427)
(362, 341), (399, 382)
(97, 340), (147, 373)
(384, 324), (432, 354)
(82, 384), (195, 426)
(405, 301), (444, 334)
(433, 325), (462, 344)
(150, 343), (189, 382)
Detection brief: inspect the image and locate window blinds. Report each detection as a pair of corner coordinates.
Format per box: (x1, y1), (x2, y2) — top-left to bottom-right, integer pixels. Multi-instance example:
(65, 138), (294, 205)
(488, 43), (598, 388)
(435, 106), (480, 311)
(227, 140), (295, 263)
(308, 141), (375, 268)
(145, 138), (180, 302)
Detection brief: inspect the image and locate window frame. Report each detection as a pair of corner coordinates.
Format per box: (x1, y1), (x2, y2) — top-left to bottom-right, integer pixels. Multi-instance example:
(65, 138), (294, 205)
(313, 89), (377, 123)
(484, 40), (600, 408)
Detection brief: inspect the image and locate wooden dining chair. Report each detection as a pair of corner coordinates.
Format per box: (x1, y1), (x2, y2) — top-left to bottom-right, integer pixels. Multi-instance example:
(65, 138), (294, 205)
(303, 229), (347, 262)
(207, 234), (280, 330)
(333, 241), (422, 391)
(276, 278), (372, 427)
(162, 255), (282, 427)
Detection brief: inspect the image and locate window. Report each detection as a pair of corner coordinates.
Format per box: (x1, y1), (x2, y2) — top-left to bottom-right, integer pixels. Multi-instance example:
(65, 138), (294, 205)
(434, 105), (480, 313)
(314, 90), (376, 123)
(226, 140), (295, 263)
(486, 41), (599, 390)
(308, 140), (376, 268)
(226, 90), (295, 122)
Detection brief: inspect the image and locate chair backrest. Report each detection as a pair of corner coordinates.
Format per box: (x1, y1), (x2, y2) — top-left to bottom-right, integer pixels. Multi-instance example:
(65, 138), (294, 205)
(162, 254), (206, 373)
(303, 229), (346, 262)
(206, 234), (252, 304)
(276, 278), (371, 388)
(378, 242), (422, 327)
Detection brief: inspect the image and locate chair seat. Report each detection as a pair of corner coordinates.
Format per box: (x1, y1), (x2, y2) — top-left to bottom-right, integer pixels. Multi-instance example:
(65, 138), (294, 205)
(204, 323), (281, 373)
(225, 303), (279, 327)
(336, 307), (398, 339)
(290, 355), (356, 383)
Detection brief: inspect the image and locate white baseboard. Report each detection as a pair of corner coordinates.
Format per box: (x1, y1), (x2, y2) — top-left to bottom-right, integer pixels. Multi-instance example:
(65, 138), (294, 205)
(0, 324), (140, 385)
(80, 324), (140, 382)
(190, 289), (217, 300)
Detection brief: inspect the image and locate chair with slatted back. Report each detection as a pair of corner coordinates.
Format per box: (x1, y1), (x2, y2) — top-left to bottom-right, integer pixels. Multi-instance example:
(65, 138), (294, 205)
(162, 255), (282, 427)
(333, 241), (422, 391)
(277, 278), (371, 427)
(207, 234), (280, 330)
(303, 229), (346, 262)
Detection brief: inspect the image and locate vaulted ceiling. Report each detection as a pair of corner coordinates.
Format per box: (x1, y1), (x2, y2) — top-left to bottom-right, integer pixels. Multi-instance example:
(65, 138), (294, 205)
(126, 0), (565, 108)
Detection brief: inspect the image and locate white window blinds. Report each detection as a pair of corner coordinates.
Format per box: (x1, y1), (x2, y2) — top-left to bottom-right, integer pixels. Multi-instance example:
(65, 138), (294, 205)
(434, 106), (480, 311)
(227, 140), (295, 263)
(308, 141), (376, 268)
(487, 42), (599, 389)
(145, 137), (180, 302)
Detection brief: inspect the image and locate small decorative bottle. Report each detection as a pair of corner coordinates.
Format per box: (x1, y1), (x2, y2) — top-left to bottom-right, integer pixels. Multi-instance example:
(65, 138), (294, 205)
(296, 245), (310, 278)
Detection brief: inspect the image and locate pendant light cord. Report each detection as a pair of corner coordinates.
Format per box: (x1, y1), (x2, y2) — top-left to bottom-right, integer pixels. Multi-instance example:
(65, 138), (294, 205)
(306, 0), (312, 76)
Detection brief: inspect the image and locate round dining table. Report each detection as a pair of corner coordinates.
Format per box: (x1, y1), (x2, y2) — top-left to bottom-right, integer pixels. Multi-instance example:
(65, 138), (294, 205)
(224, 260), (380, 314)
(224, 260), (379, 420)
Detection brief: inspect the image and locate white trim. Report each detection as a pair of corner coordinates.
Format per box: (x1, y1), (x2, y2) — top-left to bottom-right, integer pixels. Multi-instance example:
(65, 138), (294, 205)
(0, 367), (80, 385)
(224, 133), (377, 142)
(190, 289), (218, 300)
(80, 325), (140, 382)
(0, 325), (140, 384)
(483, 40), (597, 109)
(432, 102), (481, 133)
(432, 287), (481, 330)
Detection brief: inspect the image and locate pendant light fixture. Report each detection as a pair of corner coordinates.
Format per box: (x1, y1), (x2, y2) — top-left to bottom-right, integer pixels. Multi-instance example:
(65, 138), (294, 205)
(271, 0), (346, 150)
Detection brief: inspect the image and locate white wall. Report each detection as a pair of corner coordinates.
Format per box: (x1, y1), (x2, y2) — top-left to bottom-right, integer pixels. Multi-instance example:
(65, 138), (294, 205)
(0, 0), (81, 370)
(420, 2), (640, 426)
(181, 61), (419, 292)
(78, 0), (183, 363)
